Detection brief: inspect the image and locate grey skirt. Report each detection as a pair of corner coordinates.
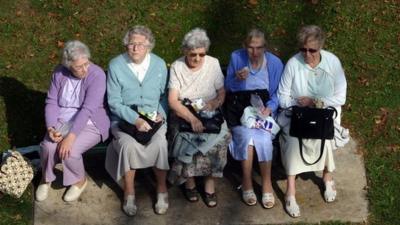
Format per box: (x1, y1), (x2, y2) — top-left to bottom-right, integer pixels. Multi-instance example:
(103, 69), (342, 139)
(105, 123), (169, 185)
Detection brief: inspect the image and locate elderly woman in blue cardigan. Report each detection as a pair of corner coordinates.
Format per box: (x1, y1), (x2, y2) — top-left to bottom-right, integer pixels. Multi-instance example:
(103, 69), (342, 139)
(225, 29), (283, 208)
(105, 25), (169, 216)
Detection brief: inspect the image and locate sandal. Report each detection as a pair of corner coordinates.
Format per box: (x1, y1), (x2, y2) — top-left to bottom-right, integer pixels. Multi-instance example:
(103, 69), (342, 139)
(184, 187), (199, 202)
(261, 192), (275, 209)
(204, 192), (217, 208)
(242, 189), (257, 206)
(285, 195), (300, 218)
(324, 180), (337, 203)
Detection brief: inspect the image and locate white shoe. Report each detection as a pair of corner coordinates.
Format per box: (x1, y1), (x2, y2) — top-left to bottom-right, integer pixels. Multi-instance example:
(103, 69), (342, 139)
(261, 192), (275, 209)
(285, 195), (300, 218)
(324, 180), (337, 202)
(123, 195), (137, 216)
(242, 189), (257, 206)
(63, 179), (87, 202)
(155, 192), (169, 215)
(36, 183), (50, 202)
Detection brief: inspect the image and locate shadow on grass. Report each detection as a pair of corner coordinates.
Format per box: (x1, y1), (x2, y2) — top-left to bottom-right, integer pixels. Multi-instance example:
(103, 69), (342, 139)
(0, 76), (46, 148)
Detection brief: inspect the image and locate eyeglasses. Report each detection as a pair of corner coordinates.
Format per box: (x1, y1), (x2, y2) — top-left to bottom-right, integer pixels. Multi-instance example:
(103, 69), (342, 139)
(299, 48), (318, 53)
(188, 53), (206, 58)
(71, 61), (90, 71)
(127, 42), (149, 50)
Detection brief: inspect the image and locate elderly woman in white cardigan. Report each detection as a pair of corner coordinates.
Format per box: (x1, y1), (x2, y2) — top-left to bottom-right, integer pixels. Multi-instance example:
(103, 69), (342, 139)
(277, 25), (347, 218)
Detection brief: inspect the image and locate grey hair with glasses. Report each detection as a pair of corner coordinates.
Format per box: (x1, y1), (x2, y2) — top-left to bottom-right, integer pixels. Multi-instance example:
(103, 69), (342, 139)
(123, 25), (155, 50)
(181, 28), (211, 52)
(62, 40), (91, 68)
(297, 25), (326, 48)
(243, 28), (267, 48)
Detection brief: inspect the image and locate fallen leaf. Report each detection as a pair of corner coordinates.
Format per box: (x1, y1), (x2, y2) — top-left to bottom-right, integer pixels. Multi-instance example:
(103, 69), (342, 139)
(16, 10), (22, 16)
(57, 40), (64, 48)
(6, 64), (12, 69)
(248, 0), (258, 6)
(357, 76), (369, 86)
(373, 107), (389, 135)
(13, 214), (22, 220)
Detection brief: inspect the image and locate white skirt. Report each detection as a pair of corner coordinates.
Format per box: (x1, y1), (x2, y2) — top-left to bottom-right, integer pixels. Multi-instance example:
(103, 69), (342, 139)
(277, 111), (336, 175)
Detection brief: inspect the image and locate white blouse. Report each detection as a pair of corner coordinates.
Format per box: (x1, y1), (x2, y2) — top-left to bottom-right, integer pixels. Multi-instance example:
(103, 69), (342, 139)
(278, 49), (347, 108)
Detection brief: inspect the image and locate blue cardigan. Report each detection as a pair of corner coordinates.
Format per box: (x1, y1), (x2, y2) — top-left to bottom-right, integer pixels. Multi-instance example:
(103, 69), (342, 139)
(225, 49), (283, 115)
(107, 53), (168, 124)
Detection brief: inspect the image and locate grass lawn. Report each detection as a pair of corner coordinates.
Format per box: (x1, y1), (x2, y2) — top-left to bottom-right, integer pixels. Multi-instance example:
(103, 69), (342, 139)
(0, 0), (399, 224)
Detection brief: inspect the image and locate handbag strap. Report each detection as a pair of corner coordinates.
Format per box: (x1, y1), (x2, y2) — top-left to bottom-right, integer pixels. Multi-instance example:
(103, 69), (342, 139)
(298, 138), (325, 165)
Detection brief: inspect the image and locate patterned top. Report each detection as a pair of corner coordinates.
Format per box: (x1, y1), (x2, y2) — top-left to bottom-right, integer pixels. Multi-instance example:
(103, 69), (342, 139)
(169, 55), (224, 102)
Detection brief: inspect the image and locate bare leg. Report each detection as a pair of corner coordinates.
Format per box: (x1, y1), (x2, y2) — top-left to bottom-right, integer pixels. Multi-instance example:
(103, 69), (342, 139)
(204, 176), (215, 194)
(286, 175), (296, 197)
(153, 167), (168, 193)
(241, 145), (254, 191)
(259, 161), (273, 193)
(124, 170), (136, 199)
(185, 177), (196, 189)
(322, 167), (333, 182)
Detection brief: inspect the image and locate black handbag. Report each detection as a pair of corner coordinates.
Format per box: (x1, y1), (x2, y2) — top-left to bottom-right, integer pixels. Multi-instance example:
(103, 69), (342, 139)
(119, 105), (162, 145)
(289, 106), (337, 165)
(224, 89), (269, 128)
(178, 98), (224, 134)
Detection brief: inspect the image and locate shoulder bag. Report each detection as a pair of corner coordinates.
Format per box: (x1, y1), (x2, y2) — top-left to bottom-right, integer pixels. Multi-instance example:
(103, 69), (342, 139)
(289, 106), (337, 165)
(178, 98), (224, 134)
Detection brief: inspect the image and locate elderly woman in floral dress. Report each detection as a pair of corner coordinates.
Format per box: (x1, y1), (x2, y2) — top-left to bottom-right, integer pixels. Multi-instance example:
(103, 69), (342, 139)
(168, 28), (230, 208)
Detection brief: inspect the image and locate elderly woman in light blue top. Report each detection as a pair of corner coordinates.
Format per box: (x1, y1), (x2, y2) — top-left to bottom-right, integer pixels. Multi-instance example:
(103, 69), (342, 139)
(105, 25), (169, 216)
(225, 29), (283, 208)
(277, 25), (347, 218)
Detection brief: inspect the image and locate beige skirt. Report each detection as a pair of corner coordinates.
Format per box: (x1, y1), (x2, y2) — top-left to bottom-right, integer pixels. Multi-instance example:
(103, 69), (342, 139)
(105, 123), (169, 185)
(277, 111), (336, 176)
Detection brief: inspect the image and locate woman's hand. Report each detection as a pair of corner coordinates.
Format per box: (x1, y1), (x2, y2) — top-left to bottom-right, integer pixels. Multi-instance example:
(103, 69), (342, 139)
(236, 67), (249, 80)
(47, 127), (63, 143)
(135, 118), (152, 132)
(154, 113), (164, 123)
(190, 117), (205, 133)
(260, 107), (272, 116)
(203, 98), (220, 111)
(296, 96), (315, 107)
(57, 133), (76, 160)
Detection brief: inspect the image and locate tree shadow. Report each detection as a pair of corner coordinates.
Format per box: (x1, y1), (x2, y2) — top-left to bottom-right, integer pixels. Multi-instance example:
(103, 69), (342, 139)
(0, 76), (46, 148)
(204, 0), (323, 63)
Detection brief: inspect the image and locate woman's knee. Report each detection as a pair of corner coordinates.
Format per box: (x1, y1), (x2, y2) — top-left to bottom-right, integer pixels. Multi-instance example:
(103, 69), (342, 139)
(40, 141), (57, 156)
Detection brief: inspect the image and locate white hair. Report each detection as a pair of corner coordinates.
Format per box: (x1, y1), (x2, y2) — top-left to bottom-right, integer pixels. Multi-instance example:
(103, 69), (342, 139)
(181, 28), (211, 51)
(123, 25), (155, 50)
(297, 25), (326, 48)
(61, 40), (91, 68)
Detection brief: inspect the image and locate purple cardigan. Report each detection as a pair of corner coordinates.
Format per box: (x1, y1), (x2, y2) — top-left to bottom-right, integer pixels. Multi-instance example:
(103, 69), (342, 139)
(45, 64), (110, 141)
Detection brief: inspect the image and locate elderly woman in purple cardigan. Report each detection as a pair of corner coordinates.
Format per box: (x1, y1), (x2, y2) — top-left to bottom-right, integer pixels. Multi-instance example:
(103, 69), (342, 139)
(35, 40), (110, 202)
